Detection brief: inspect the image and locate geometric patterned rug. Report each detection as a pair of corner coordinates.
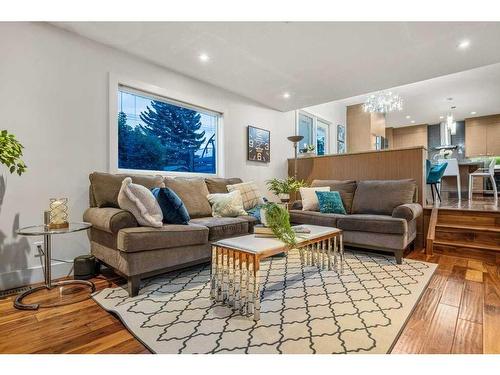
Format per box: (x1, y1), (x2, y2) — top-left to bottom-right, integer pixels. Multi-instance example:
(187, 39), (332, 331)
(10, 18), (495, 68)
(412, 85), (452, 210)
(93, 250), (436, 354)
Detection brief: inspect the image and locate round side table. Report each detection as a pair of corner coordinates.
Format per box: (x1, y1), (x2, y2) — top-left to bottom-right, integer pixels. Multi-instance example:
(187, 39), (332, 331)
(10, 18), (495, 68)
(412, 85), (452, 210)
(14, 222), (95, 310)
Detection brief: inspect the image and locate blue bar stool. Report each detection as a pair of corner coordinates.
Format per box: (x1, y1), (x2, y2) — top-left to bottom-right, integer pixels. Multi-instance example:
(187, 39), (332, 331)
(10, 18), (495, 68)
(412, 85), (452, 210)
(427, 160), (448, 203)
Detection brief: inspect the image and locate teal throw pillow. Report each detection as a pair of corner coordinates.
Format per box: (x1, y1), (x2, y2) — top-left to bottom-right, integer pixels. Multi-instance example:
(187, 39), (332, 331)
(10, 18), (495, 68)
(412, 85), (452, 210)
(315, 191), (347, 215)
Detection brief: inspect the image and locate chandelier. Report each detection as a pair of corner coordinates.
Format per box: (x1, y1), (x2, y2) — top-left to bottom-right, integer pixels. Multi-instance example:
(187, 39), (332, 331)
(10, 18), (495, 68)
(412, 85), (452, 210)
(363, 92), (403, 113)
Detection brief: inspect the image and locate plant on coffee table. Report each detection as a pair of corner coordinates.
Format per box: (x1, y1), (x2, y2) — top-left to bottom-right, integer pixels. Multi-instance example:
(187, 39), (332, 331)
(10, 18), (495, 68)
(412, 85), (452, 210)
(261, 202), (297, 247)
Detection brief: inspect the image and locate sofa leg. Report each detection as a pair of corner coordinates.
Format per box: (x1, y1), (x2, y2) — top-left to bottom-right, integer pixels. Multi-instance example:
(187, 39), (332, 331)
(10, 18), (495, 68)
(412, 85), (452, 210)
(127, 275), (141, 297)
(395, 250), (403, 265)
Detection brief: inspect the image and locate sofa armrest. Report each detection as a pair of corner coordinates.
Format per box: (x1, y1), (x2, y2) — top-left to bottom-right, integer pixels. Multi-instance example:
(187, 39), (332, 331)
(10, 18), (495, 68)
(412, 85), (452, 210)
(83, 207), (138, 234)
(290, 200), (303, 210)
(392, 203), (423, 222)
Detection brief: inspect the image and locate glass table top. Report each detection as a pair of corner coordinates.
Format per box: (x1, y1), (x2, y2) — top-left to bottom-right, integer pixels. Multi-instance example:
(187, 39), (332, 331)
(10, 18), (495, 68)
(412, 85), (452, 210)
(16, 222), (92, 236)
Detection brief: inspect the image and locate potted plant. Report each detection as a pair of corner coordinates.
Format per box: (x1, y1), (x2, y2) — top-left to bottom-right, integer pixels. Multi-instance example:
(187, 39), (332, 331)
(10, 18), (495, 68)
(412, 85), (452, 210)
(266, 177), (308, 203)
(299, 143), (316, 157)
(0, 130), (27, 176)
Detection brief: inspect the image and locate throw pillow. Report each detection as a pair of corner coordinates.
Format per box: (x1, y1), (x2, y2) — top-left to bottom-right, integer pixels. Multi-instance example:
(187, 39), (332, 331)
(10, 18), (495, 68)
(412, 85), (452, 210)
(315, 191), (347, 215)
(207, 191), (248, 218)
(299, 186), (330, 211)
(117, 177), (163, 228)
(151, 187), (190, 225)
(226, 181), (265, 210)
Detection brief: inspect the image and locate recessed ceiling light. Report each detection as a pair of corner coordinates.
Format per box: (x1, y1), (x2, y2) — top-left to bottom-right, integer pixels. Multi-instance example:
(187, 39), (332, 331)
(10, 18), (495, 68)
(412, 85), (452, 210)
(470, 111), (477, 115)
(405, 115), (411, 119)
(411, 120), (415, 124)
(199, 53), (210, 62)
(439, 116), (444, 119)
(283, 92), (291, 99)
(458, 39), (471, 49)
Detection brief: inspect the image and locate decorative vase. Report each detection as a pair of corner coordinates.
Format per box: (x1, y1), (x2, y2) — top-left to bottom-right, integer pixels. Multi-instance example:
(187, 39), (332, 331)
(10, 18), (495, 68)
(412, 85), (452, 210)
(278, 193), (290, 203)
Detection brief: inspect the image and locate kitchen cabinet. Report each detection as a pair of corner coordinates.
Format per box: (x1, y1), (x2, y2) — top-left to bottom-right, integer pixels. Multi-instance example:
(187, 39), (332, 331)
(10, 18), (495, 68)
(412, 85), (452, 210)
(465, 115), (500, 157)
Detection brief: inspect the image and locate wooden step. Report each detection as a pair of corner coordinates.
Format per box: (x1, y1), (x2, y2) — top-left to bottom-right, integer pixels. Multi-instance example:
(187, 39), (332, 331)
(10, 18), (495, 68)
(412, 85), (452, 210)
(433, 239), (500, 252)
(435, 223), (500, 233)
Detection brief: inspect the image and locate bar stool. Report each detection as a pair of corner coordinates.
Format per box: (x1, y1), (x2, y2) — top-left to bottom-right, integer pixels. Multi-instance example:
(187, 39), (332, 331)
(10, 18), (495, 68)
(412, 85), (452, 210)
(468, 158), (498, 202)
(440, 158), (461, 201)
(427, 160), (448, 203)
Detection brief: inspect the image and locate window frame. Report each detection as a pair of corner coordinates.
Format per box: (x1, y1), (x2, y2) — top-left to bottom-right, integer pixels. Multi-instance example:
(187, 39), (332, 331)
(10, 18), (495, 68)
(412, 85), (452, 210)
(295, 110), (332, 155)
(109, 74), (224, 177)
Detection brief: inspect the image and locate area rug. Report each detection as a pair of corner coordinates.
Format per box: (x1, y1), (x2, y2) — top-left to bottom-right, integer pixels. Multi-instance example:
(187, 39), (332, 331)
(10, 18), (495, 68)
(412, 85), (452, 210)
(93, 250), (436, 354)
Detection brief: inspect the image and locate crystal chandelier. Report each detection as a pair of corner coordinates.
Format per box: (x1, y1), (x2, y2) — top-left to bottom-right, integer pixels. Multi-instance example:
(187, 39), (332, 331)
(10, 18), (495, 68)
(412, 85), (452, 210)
(363, 92), (403, 113)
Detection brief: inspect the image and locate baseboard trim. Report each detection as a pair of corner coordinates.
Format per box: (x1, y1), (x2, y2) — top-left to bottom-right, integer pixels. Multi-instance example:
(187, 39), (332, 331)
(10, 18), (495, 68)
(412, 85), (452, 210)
(0, 261), (73, 291)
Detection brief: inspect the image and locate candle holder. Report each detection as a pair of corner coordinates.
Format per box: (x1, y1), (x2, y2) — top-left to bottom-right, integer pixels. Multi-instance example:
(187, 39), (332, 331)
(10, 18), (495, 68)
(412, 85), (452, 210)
(48, 198), (69, 229)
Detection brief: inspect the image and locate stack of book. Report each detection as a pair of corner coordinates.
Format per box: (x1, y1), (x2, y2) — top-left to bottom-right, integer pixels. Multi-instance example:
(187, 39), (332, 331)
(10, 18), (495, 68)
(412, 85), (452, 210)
(253, 225), (311, 238)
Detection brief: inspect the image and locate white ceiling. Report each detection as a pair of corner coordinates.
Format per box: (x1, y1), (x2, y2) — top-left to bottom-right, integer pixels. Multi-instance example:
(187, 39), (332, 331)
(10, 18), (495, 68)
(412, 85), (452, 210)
(53, 22), (500, 112)
(338, 62), (500, 127)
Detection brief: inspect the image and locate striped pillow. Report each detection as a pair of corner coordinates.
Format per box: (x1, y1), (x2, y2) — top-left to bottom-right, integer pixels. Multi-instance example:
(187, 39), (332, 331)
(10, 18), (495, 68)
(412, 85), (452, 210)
(226, 181), (264, 210)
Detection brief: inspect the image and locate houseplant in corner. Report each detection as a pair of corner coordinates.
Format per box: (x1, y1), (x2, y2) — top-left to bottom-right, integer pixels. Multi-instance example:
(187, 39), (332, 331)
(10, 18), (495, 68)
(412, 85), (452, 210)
(0, 130), (27, 175)
(266, 176), (307, 203)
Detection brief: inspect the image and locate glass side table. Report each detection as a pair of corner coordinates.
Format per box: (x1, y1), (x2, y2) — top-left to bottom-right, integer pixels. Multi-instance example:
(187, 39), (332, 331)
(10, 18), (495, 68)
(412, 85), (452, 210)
(14, 222), (95, 310)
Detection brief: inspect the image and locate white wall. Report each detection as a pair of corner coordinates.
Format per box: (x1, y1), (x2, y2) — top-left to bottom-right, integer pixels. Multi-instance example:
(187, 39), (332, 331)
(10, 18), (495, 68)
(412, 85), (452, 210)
(301, 101), (347, 153)
(0, 22), (295, 290)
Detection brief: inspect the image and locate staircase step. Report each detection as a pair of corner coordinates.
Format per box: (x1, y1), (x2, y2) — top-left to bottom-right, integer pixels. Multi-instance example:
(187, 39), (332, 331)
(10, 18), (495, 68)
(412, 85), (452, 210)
(435, 223), (500, 233)
(433, 239), (500, 252)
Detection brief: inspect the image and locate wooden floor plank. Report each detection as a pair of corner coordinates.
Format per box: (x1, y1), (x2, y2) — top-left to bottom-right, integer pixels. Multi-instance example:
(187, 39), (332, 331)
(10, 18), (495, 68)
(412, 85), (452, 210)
(451, 319), (483, 354)
(419, 303), (459, 354)
(459, 280), (484, 324)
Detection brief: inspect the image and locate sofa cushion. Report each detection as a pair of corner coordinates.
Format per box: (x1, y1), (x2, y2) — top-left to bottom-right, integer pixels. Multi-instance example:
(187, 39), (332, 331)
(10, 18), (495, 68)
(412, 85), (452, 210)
(237, 215), (259, 232)
(311, 180), (357, 214)
(289, 210), (345, 227)
(207, 191), (247, 218)
(351, 179), (416, 215)
(316, 191), (347, 215)
(89, 172), (164, 208)
(299, 186), (330, 211)
(164, 177), (212, 218)
(152, 187), (191, 225)
(83, 207), (138, 234)
(226, 181), (265, 210)
(205, 177), (243, 194)
(336, 214), (407, 235)
(117, 177), (163, 228)
(189, 217), (249, 240)
(117, 224), (209, 253)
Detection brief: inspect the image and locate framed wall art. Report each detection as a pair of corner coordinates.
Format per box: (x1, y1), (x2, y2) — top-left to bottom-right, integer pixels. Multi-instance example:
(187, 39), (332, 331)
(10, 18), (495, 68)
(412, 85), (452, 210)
(247, 126), (270, 163)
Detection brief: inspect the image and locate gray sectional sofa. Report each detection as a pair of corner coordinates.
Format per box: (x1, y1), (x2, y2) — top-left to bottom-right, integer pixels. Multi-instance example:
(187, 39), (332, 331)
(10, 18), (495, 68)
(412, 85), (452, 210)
(289, 179), (422, 264)
(83, 172), (257, 296)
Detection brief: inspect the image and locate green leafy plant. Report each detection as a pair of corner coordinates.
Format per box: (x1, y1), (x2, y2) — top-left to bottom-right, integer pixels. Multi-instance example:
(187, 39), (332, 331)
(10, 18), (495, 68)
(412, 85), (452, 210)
(262, 202), (297, 247)
(300, 144), (316, 153)
(266, 177), (308, 195)
(0, 130), (27, 176)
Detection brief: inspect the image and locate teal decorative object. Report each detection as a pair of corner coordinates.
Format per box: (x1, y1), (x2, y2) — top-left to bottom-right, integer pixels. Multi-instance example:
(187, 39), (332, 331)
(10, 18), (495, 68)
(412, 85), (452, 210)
(315, 191), (347, 215)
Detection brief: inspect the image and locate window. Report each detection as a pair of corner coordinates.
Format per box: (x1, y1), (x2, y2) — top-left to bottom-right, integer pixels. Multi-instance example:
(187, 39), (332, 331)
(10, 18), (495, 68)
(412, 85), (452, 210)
(117, 86), (220, 175)
(297, 111), (331, 155)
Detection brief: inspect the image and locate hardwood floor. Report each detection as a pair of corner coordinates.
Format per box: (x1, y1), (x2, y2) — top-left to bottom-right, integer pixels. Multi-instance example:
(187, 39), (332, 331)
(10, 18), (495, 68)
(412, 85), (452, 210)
(1, 249), (499, 354)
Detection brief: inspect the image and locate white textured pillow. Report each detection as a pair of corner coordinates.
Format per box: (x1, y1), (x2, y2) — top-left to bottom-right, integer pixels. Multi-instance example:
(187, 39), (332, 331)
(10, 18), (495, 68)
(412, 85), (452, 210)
(118, 177), (163, 228)
(226, 181), (265, 210)
(207, 190), (247, 218)
(300, 186), (330, 211)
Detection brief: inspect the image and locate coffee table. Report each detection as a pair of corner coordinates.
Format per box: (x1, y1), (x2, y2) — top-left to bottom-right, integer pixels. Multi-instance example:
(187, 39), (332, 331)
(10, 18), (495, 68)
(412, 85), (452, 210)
(210, 225), (343, 320)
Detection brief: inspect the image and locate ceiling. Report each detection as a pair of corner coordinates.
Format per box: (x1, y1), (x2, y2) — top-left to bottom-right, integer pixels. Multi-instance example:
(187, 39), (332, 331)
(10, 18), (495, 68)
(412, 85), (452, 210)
(338, 62), (500, 127)
(54, 22), (500, 112)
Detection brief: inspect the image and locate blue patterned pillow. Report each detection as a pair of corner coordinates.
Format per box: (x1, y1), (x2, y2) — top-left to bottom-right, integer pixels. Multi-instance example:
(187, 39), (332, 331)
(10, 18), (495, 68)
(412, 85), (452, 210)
(315, 191), (347, 215)
(151, 187), (190, 224)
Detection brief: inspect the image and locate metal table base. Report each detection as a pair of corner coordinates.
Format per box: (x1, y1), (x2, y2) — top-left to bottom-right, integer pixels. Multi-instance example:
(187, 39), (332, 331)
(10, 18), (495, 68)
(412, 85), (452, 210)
(14, 227), (95, 310)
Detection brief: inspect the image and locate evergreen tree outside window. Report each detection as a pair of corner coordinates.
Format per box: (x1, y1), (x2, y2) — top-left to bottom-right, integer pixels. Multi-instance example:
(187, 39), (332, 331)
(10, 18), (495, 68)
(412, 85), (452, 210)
(117, 87), (219, 174)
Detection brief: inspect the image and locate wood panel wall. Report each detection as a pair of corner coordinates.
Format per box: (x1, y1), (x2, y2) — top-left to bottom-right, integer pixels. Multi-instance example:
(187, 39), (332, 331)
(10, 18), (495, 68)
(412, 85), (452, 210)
(288, 146), (427, 247)
(392, 124), (428, 149)
(346, 103), (386, 153)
